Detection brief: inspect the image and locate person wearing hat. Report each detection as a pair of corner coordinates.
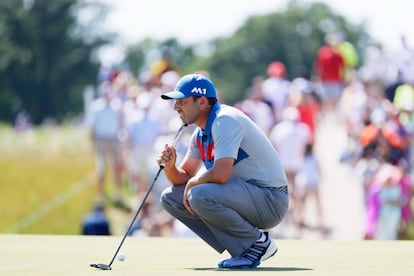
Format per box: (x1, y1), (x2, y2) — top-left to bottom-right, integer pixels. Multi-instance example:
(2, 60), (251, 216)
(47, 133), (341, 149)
(81, 202), (111, 236)
(262, 61), (291, 124)
(157, 73), (289, 269)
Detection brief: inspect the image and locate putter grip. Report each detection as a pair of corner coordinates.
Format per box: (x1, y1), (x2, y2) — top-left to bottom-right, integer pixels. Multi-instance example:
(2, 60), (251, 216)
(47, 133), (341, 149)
(160, 124), (187, 169)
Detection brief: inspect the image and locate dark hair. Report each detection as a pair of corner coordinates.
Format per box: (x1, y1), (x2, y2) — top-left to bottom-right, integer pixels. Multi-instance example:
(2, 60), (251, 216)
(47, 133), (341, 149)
(305, 143), (314, 155)
(192, 96), (217, 105)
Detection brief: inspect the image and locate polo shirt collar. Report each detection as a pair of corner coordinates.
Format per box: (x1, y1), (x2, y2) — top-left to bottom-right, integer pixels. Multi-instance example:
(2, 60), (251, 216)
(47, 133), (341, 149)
(200, 102), (221, 136)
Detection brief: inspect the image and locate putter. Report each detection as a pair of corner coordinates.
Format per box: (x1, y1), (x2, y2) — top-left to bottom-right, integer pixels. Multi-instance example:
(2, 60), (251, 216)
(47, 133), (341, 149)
(90, 123), (188, 270)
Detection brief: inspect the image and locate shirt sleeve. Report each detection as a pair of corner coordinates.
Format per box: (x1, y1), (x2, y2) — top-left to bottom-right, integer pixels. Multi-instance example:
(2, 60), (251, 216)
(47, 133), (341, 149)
(186, 128), (201, 159)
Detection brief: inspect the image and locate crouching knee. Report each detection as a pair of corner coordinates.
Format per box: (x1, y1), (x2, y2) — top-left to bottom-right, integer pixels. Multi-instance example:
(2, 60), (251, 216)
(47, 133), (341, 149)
(188, 185), (212, 212)
(160, 186), (186, 211)
(160, 187), (175, 211)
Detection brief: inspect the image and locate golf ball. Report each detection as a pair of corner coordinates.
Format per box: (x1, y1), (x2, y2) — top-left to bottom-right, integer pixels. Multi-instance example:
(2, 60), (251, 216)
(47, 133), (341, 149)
(118, 253), (125, 261)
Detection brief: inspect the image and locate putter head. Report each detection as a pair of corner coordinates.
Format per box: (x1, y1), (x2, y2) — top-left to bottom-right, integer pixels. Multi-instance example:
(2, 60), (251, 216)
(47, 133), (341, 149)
(90, 263), (112, 270)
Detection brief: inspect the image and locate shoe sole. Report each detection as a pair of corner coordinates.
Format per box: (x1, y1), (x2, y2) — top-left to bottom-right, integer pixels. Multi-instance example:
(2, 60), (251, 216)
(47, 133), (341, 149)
(261, 240), (278, 262)
(221, 260), (260, 269)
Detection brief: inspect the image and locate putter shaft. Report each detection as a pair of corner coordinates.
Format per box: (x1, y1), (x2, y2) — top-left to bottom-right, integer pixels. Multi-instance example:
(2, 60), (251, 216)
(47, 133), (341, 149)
(89, 124), (188, 270)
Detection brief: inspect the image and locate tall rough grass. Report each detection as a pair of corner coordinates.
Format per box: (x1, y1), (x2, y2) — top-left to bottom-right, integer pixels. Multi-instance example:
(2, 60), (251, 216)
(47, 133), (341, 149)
(0, 124), (97, 234)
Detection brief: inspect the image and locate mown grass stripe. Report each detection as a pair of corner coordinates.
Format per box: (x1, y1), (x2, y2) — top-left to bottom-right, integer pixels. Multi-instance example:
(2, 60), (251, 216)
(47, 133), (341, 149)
(6, 173), (94, 233)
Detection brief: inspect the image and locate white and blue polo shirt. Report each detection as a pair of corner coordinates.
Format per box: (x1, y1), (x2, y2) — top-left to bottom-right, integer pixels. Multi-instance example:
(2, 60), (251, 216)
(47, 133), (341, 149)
(187, 102), (288, 188)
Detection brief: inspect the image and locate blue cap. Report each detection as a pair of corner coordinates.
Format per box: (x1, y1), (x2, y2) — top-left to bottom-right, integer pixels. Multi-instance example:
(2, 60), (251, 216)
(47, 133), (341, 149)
(161, 73), (217, 100)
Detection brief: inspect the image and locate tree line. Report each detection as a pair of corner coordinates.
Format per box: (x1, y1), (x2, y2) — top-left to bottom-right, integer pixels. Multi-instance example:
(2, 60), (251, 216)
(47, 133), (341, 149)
(0, 0), (369, 125)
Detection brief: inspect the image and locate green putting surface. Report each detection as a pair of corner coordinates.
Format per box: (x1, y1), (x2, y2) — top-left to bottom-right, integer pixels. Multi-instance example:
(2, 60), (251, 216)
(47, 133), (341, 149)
(1, 234), (413, 275)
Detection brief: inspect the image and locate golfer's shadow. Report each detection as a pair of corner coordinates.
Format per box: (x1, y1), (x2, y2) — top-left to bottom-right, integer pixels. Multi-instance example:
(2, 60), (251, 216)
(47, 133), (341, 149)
(192, 266), (313, 272)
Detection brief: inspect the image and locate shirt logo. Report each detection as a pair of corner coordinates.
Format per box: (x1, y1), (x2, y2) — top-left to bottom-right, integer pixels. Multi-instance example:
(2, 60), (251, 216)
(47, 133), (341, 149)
(191, 87), (207, 95)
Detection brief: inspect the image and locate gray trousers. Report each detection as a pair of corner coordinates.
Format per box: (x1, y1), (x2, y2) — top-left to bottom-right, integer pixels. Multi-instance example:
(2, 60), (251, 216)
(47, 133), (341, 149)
(160, 177), (289, 257)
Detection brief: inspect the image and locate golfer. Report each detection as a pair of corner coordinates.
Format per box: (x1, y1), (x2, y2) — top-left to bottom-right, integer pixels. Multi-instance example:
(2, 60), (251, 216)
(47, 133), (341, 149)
(157, 73), (289, 269)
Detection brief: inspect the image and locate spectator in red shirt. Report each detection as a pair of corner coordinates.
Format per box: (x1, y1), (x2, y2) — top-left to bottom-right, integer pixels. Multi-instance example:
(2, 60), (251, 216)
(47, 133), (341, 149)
(289, 77), (321, 143)
(314, 33), (346, 117)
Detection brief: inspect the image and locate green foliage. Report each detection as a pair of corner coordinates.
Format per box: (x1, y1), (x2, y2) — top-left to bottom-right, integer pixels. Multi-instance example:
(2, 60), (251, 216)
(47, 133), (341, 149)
(1, 0), (371, 123)
(125, 37), (196, 76)
(0, 0), (112, 124)
(122, 1), (369, 105)
(187, 1), (369, 104)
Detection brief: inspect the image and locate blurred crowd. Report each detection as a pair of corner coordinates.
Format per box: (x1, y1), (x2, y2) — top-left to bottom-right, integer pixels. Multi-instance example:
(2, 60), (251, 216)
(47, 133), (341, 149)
(83, 33), (413, 240)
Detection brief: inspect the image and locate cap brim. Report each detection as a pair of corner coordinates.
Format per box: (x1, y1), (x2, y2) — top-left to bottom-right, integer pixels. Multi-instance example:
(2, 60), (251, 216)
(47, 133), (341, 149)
(160, 91), (187, 100)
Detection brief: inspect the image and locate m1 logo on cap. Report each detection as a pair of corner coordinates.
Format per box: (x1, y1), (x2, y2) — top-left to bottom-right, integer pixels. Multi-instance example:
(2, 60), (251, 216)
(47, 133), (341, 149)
(191, 87), (207, 95)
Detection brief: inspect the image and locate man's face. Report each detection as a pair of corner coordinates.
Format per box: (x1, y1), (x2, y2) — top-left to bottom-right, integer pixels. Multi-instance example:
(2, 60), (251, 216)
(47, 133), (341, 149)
(173, 97), (201, 125)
